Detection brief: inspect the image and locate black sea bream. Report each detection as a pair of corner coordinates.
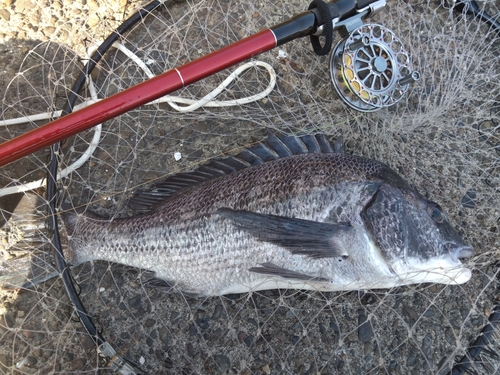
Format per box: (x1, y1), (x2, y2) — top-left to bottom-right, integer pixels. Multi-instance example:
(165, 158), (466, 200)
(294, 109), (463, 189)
(62, 133), (474, 297)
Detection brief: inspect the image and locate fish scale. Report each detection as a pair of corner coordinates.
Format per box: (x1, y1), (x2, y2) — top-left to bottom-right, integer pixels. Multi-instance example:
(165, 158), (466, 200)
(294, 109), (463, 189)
(61, 133), (474, 296)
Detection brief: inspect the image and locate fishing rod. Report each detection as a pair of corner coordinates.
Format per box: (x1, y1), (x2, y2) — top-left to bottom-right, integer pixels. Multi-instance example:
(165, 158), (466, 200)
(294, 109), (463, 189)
(0, 0), (421, 168)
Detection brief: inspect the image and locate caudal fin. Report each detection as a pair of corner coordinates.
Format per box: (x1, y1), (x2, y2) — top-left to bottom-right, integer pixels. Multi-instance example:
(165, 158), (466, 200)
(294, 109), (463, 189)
(0, 193), (58, 289)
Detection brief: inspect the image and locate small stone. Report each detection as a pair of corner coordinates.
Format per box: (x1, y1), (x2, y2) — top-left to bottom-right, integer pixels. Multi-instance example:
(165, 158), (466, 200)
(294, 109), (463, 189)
(422, 333), (433, 369)
(357, 313), (374, 342)
(87, 0), (99, 9)
(262, 364), (271, 374)
(213, 354), (230, 373)
(237, 331), (245, 343)
(243, 335), (253, 347)
(247, 318), (258, 327)
(389, 359), (398, 369)
(210, 328), (222, 343)
(196, 317), (210, 330)
(406, 352), (417, 367)
(186, 343), (196, 357)
(329, 321), (339, 333)
(86, 14), (100, 28)
(26, 356), (37, 367)
(423, 308), (434, 317)
(211, 304), (222, 320)
(461, 189), (476, 208)
(403, 304), (419, 321)
(43, 26), (56, 37)
(127, 295), (141, 308)
(364, 342), (372, 355)
(188, 323), (197, 336)
(28, 11), (40, 24)
(0, 9), (10, 22)
(14, 0), (34, 13)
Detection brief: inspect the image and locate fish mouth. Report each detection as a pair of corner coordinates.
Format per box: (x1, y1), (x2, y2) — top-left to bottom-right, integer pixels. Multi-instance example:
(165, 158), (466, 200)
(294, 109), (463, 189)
(392, 257), (473, 285)
(391, 243), (475, 286)
(448, 244), (474, 262)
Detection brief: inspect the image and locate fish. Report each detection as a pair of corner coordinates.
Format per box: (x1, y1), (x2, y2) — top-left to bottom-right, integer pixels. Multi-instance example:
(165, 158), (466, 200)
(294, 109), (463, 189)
(56, 131), (474, 297)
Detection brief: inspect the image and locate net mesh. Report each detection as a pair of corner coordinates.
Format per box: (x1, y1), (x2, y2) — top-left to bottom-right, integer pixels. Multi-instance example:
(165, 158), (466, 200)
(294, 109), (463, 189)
(1, 0), (500, 373)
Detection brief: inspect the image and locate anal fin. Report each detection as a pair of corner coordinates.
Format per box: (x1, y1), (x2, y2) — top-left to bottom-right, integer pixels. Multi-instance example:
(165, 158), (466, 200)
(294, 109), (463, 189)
(145, 277), (200, 298)
(249, 262), (329, 282)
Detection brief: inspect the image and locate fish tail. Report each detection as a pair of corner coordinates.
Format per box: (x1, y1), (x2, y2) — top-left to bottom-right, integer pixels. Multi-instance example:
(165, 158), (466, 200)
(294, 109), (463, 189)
(0, 193), (58, 289)
(60, 201), (78, 237)
(59, 203), (106, 265)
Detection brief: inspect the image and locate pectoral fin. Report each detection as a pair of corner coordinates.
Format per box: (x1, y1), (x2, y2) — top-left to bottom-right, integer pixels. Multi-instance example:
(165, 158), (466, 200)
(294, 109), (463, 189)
(217, 208), (351, 259)
(249, 262), (329, 282)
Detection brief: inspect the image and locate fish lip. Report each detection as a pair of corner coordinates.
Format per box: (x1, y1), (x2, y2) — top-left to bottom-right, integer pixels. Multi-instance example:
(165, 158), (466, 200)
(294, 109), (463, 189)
(447, 243), (474, 262)
(457, 245), (474, 260)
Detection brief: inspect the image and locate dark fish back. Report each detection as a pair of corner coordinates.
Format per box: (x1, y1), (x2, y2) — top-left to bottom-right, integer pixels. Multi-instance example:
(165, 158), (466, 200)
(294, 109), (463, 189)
(128, 132), (342, 212)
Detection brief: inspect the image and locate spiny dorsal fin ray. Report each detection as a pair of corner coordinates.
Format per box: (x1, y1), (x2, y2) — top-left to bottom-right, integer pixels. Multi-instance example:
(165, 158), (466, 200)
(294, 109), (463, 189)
(128, 132), (343, 212)
(217, 208), (351, 259)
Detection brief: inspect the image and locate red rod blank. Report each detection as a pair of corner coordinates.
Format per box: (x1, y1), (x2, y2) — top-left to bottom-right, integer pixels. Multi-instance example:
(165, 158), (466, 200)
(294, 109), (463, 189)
(0, 30), (277, 168)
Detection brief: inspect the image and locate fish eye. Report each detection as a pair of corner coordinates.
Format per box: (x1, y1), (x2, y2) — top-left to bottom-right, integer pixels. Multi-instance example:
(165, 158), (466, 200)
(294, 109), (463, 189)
(427, 204), (444, 223)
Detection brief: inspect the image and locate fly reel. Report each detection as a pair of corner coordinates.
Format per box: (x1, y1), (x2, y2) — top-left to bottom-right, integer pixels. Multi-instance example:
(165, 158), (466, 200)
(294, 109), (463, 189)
(330, 24), (420, 112)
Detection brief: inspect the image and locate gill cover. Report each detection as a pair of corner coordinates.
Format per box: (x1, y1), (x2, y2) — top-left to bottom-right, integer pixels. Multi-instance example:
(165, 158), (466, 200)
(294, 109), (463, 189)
(362, 182), (474, 284)
(361, 184), (408, 264)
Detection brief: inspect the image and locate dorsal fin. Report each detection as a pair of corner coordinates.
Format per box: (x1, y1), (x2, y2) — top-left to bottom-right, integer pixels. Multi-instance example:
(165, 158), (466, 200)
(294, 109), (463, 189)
(128, 132), (343, 212)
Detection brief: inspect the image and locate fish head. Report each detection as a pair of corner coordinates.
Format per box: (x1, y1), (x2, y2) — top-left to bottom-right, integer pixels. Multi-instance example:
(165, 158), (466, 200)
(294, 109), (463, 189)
(362, 181), (474, 286)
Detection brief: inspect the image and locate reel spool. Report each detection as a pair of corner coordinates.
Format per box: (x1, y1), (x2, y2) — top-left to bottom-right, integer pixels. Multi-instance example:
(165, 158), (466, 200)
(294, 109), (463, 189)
(330, 24), (420, 112)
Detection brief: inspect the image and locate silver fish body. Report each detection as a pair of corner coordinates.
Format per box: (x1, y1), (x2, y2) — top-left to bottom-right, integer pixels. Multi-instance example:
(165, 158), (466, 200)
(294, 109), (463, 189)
(63, 133), (473, 296)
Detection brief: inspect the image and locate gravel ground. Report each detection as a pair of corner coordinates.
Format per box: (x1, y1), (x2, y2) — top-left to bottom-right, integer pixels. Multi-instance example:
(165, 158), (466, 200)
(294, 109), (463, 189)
(0, 0), (145, 97)
(1, 1), (500, 375)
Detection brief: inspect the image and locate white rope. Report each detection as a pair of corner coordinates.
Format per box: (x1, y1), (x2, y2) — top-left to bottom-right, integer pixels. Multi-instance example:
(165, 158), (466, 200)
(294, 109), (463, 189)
(0, 41), (277, 197)
(113, 41), (276, 110)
